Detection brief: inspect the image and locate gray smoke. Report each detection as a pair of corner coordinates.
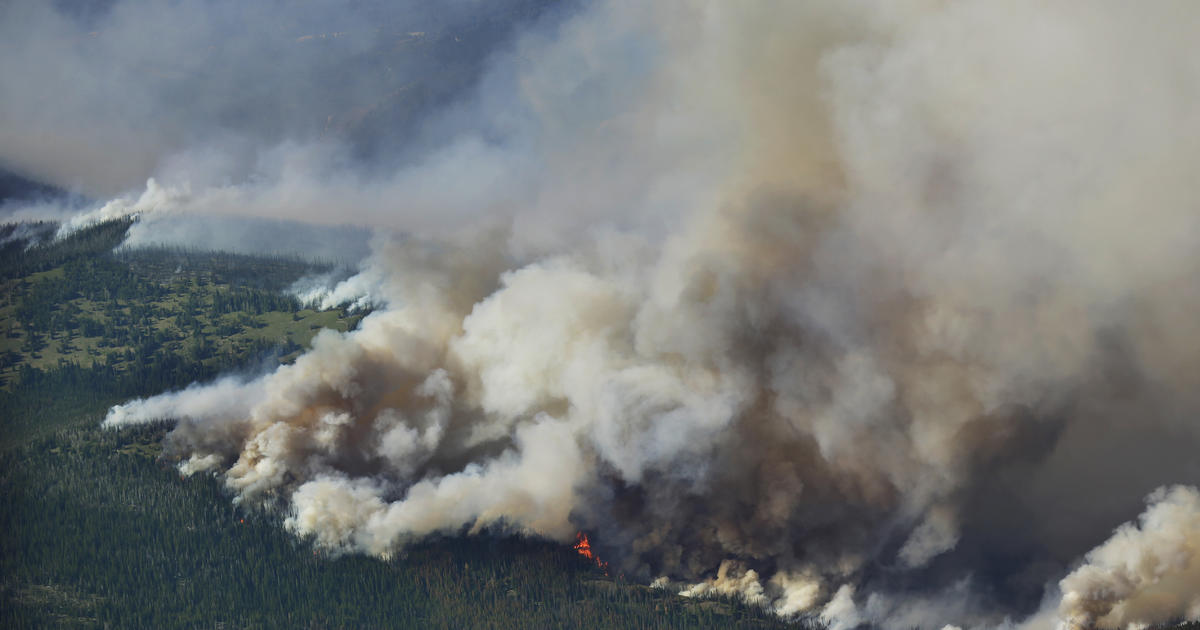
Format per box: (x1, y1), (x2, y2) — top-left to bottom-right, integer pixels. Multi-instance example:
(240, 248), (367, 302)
(0, 0), (556, 197)
(12, 0), (1196, 628)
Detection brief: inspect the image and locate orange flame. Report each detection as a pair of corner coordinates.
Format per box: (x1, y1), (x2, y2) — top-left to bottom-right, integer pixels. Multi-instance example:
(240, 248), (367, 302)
(574, 532), (610, 575)
(573, 532), (595, 560)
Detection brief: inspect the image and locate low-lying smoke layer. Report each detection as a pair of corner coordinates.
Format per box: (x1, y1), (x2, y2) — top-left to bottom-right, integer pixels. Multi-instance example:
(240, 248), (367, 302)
(27, 0), (1197, 628)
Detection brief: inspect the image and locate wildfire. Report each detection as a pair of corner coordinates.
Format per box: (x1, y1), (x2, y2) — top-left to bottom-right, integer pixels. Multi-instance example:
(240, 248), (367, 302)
(574, 532), (609, 574)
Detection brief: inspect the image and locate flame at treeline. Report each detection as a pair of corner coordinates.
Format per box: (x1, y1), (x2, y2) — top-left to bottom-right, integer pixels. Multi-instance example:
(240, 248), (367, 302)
(573, 532), (609, 575)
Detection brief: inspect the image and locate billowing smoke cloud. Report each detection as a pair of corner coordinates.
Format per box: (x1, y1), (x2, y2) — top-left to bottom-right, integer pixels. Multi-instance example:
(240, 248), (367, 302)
(1058, 486), (1200, 630)
(11, 0), (1194, 627)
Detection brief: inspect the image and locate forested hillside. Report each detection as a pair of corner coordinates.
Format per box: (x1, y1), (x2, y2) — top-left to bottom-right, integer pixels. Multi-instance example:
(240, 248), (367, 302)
(0, 218), (361, 446)
(0, 219), (804, 629)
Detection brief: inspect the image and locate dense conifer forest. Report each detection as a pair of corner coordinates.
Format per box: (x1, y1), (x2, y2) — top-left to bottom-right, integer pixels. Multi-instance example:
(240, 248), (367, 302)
(0, 219), (807, 629)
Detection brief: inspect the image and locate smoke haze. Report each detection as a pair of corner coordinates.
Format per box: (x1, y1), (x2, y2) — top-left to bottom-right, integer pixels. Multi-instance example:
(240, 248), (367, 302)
(6, 0), (1200, 628)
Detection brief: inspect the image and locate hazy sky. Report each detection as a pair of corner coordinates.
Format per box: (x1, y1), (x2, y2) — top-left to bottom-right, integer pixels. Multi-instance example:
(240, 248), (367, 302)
(0, 0), (561, 196)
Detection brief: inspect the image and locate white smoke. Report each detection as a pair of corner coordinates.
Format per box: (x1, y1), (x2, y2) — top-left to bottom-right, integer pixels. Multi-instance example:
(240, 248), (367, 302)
(56, 177), (188, 237)
(1057, 486), (1200, 630)
(61, 0), (1200, 628)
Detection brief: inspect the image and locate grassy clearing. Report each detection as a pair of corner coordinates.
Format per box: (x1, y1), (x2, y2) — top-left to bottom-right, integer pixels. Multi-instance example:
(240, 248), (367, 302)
(0, 255), (361, 388)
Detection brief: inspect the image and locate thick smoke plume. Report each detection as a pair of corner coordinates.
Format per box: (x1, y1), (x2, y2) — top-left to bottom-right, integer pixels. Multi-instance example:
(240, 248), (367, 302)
(1057, 486), (1200, 629)
(8, 0), (1197, 627)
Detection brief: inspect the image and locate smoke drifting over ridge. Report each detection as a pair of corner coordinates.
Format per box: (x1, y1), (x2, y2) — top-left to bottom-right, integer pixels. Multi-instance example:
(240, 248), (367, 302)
(8, 0), (1199, 627)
